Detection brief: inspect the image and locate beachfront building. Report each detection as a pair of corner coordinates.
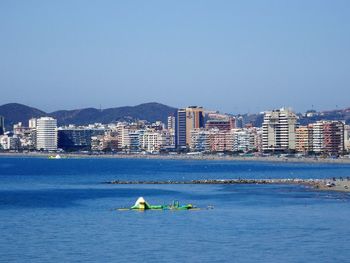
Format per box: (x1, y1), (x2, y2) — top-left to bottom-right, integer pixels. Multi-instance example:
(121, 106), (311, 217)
(36, 117), (58, 151)
(176, 106), (205, 149)
(129, 131), (141, 152)
(190, 127), (262, 154)
(308, 121), (345, 156)
(117, 123), (131, 150)
(140, 130), (160, 153)
(206, 117), (235, 131)
(0, 134), (20, 150)
(190, 129), (210, 152)
(254, 128), (263, 152)
(57, 127), (105, 151)
(232, 129), (256, 152)
(311, 121), (324, 154)
(295, 125), (313, 153)
(207, 129), (233, 152)
(323, 121), (345, 156)
(262, 108), (297, 152)
(10, 122), (35, 150)
(159, 130), (175, 150)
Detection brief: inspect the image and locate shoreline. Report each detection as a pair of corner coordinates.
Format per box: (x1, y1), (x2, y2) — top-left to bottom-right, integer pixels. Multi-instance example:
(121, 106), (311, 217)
(1, 151), (350, 164)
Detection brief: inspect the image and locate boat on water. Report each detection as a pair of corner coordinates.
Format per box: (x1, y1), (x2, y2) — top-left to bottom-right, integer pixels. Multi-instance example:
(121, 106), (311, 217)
(48, 154), (62, 159)
(118, 197), (198, 211)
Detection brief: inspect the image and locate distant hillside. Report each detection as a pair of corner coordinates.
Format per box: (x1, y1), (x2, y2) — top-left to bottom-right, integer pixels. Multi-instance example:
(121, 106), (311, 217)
(298, 108), (350, 125)
(0, 103), (46, 128)
(0, 102), (177, 129)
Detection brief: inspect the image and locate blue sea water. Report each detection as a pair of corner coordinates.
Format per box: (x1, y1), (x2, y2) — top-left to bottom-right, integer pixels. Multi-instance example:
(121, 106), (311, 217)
(0, 157), (350, 263)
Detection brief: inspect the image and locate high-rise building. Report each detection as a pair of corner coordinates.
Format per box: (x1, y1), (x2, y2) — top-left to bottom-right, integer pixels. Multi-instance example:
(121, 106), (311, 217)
(129, 131), (141, 152)
(232, 129), (257, 152)
(323, 121), (345, 156)
(262, 108), (297, 152)
(311, 120), (345, 156)
(0, 116), (4, 135)
(140, 131), (160, 153)
(311, 121), (324, 153)
(29, 118), (37, 129)
(176, 109), (186, 148)
(176, 106), (204, 148)
(295, 125), (313, 153)
(167, 116), (176, 131)
(208, 129), (233, 152)
(190, 129), (210, 152)
(36, 117), (57, 151)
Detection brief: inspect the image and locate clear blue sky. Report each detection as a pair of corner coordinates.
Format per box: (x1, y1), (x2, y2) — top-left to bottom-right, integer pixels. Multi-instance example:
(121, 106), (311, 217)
(1, 0), (349, 114)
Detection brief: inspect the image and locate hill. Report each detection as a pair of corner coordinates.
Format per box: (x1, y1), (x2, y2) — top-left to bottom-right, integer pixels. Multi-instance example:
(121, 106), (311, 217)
(0, 103), (46, 128)
(0, 102), (177, 128)
(298, 108), (350, 125)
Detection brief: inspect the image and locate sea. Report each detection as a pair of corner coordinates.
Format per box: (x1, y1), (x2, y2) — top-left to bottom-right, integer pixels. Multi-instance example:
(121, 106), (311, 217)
(0, 156), (350, 263)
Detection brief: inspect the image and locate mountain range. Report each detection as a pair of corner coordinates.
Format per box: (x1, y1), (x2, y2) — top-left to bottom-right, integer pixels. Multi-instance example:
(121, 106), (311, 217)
(0, 102), (177, 129)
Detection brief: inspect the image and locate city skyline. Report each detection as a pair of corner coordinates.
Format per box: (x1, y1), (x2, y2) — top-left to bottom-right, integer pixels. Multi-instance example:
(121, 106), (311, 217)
(1, 1), (350, 113)
(1, 107), (348, 156)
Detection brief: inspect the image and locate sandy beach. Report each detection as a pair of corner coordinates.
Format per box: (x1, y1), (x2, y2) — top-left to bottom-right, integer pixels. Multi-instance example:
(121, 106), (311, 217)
(313, 179), (350, 192)
(1, 151), (350, 164)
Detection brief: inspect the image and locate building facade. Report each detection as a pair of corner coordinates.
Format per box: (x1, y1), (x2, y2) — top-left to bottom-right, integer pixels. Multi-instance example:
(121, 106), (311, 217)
(167, 116), (176, 131)
(58, 128), (105, 151)
(323, 121), (345, 156)
(295, 125), (313, 153)
(36, 117), (58, 151)
(206, 117), (235, 131)
(176, 106), (204, 148)
(262, 108), (297, 152)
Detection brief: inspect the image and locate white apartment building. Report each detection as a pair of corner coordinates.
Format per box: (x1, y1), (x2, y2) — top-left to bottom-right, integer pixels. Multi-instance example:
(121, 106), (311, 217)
(36, 117), (57, 151)
(29, 118), (37, 129)
(232, 129), (255, 152)
(190, 129), (210, 152)
(167, 116), (176, 131)
(262, 108), (297, 152)
(311, 121), (324, 153)
(117, 123), (130, 150)
(140, 131), (160, 152)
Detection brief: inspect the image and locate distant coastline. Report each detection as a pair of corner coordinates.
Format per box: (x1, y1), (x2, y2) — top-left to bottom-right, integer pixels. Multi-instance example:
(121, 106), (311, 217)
(1, 151), (350, 164)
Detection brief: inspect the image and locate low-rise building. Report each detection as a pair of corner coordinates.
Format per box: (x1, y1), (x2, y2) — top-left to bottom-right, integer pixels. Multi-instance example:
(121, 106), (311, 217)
(58, 127), (105, 151)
